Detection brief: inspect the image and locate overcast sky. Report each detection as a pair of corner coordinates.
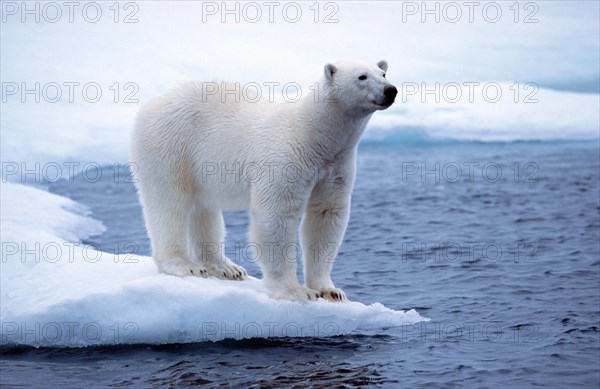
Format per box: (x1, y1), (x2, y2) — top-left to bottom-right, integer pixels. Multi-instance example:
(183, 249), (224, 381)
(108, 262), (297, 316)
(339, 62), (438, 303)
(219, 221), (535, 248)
(1, 1), (599, 162)
(2, 1), (598, 92)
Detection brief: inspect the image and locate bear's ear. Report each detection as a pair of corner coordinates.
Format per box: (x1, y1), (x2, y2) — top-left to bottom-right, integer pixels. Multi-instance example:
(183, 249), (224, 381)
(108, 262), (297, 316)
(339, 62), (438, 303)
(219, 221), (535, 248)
(324, 63), (337, 81)
(377, 60), (388, 72)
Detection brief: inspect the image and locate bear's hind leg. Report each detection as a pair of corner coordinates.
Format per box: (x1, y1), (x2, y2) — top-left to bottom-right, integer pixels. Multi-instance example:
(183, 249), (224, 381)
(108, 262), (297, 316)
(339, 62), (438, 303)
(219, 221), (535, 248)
(189, 205), (248, 281)
(144, 191), (209, 277)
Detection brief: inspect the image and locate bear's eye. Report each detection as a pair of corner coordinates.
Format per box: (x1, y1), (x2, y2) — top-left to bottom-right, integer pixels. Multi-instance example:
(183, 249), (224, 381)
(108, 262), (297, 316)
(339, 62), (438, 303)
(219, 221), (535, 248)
(358, 75), (367, 81)
(383, 73), (386, 78)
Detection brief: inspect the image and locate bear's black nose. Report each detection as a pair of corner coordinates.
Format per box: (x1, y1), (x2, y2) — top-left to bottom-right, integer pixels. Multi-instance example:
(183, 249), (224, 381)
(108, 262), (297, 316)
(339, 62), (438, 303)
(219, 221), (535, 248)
(384, 85), (398, 101)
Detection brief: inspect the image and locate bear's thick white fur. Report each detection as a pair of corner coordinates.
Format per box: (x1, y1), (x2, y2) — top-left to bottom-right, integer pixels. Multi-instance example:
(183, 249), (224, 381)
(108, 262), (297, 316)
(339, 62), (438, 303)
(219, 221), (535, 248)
(130, 60), (397, 301)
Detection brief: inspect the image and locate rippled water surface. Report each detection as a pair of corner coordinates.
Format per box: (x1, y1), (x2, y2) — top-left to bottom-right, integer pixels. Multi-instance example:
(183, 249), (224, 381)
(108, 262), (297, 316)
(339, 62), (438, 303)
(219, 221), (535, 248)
(2, 142), (599, 387)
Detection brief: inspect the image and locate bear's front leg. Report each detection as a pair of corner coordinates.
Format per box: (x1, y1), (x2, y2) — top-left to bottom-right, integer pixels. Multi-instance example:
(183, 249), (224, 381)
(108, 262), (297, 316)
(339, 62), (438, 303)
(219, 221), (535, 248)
(249, 200), (322, 301)
(300, 178), (352, 302)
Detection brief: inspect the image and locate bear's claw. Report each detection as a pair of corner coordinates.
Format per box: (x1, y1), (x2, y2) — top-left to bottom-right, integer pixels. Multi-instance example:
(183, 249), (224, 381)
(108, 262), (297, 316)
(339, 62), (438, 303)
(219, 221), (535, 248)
(159, 257), (209, 278)
(207, 259), (248, 281)
(271, 286), (322, 301)
(320, 288), (348, 302)
(190, 268), (208, 277)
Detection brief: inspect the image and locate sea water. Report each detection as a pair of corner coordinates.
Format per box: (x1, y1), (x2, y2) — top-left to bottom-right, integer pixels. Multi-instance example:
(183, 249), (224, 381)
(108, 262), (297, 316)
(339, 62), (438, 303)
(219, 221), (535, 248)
(1, 141), (599, 387)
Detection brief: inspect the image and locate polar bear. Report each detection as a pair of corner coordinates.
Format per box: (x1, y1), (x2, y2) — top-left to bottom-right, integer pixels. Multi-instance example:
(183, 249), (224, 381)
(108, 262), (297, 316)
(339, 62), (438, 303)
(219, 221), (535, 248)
(130, 60), (397, 302)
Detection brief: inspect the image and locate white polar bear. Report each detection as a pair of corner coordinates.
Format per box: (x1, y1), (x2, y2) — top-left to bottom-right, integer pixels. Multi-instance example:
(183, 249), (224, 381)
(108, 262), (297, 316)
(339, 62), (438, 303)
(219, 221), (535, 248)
(130, 60), (397, 302)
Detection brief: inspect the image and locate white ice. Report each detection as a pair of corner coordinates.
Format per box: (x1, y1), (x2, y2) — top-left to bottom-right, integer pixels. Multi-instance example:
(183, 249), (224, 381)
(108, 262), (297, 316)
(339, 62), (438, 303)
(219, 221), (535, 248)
(0, 182), (428, 347)
(367, 83), (600, 143)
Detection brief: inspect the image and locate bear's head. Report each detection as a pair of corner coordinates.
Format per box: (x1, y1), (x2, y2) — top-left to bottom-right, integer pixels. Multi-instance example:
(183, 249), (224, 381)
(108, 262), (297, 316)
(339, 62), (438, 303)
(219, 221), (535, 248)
(323, 60), (397, 114)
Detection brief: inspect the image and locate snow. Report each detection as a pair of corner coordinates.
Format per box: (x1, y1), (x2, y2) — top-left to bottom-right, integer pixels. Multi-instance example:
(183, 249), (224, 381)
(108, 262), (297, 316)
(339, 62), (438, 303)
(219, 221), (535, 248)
(366, 83), (600, 143)
(2, 83), (598, 169)
(0, 182), (427, 347)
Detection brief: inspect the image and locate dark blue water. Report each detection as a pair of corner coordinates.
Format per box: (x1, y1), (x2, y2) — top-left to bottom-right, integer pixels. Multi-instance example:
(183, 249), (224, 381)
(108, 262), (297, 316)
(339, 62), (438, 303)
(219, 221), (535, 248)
(2, 141), (599, 387)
